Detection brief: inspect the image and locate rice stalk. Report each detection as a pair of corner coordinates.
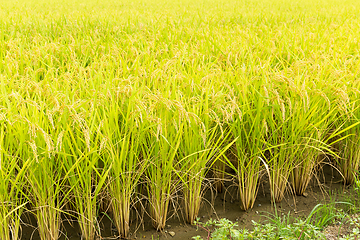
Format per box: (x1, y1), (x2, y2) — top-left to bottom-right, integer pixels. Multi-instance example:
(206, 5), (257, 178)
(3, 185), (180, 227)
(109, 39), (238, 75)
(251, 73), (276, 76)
(225, 81), (268, 210)
(334, 85), (360, 185)
(0, 118), (29, 240)
(101, 95), (148, 238)
(141, 99), (183, 231)
(18, 101), (70, 240)
(61, 106), (110, 240)
(177, 115), (232, 223)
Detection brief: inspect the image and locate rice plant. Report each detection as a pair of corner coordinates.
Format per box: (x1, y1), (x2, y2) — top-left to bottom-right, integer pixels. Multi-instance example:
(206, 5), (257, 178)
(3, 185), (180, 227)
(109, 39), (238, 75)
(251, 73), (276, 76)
(17, 99), (70, 240)
(101, 93), (148, 238)
(285, 84), (335, 196)
(0, 116), (29, 240)
(265, 87), (300, 203)
(61, 104), (110, 240)
(334, 83), (360, 185)
(176, 106), (233, 223)
(141, 96), (183, 230)
(225, 81), (269, 210)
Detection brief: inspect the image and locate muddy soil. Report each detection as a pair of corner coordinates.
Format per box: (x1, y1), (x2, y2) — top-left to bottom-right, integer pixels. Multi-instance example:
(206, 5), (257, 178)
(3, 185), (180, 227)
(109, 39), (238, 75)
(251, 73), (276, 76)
(20, 164), (352, 240)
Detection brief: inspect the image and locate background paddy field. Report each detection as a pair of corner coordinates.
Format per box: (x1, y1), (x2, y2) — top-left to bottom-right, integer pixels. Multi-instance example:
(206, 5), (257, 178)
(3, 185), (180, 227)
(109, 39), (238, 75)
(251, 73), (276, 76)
(0, 0), (360, 239)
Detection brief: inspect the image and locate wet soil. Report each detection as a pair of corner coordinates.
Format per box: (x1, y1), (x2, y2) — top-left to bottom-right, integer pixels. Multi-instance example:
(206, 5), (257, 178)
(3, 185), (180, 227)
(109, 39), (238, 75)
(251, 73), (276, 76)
(20, 164), (352, 240)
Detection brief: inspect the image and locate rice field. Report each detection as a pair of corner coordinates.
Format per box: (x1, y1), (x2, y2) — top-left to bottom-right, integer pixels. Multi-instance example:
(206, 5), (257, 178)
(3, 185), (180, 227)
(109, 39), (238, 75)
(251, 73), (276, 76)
(1, 0), (360, 239)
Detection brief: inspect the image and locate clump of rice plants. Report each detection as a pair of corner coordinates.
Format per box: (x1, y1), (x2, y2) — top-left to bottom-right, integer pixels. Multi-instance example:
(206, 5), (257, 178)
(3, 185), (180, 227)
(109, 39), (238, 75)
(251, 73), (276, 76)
(17, 99), (69, 240)
(225, 81), (269, 210)
(333, 82), (360, 185)
(0, 115), (29, 240)
(263, 79), (335, 201)
(265, 85), (306, 202)
(177, 112), (211, 224)
(61, 104), (110, 240)
(290, 87), (336, 196)
(177, 108), (232, 223)
(141, 96), (183, 230)
(101, 92), (148, 238)
(286, 84), (335, 196)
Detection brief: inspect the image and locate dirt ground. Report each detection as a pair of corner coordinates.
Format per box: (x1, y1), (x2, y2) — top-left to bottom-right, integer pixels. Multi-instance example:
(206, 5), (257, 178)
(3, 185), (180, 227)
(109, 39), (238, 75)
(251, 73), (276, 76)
(20, 164), (353, 240)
